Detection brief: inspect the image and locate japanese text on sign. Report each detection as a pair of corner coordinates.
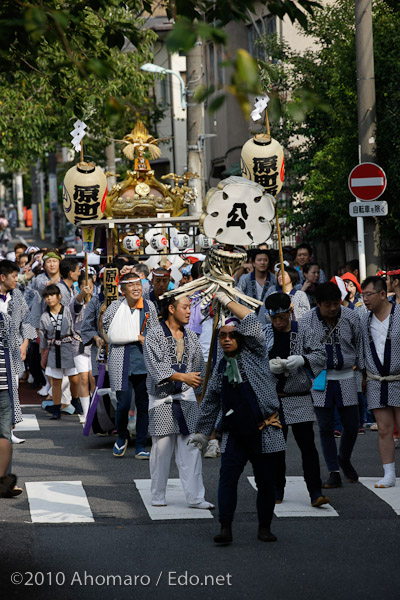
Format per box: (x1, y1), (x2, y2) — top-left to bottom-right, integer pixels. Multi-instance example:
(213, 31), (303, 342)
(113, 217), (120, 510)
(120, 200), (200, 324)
(73, 185), (101, 219)
(349, 201), (388, 217)
(252, 156), (279, 196)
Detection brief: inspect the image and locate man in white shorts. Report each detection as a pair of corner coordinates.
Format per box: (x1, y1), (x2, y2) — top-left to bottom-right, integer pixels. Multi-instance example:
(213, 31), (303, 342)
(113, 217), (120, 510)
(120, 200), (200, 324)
(360, 276), (400, 488)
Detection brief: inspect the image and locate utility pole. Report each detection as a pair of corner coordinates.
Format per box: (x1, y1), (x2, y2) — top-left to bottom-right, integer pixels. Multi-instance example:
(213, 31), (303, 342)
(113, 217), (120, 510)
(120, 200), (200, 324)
(186, 41), (205, 216)
(355, 0), (379, 277)
(48, 152), (58, 244)
(30, 161), (39, 233)
(105, 142), (117, 192)
(14, 173), (24, 225)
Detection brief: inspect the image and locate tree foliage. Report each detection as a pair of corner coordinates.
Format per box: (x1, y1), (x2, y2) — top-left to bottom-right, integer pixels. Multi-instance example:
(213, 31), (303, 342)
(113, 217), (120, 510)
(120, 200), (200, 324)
(0, 1), (157, 169)
(0, 1), (324, 169)
(256, 0), (400, 248)
(164, 0), (321, 119)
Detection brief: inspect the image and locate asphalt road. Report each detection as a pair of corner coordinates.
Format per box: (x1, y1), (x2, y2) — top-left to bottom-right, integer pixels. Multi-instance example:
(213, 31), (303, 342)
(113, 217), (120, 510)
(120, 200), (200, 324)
(1, 403), (399, 600)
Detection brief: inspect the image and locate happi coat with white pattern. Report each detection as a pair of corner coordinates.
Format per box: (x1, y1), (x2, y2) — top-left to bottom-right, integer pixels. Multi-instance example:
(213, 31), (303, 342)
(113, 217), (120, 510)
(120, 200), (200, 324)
(360, 303), (400, 409)
(102, 297), (158, 392)
(299, 306), (363, 408)
(196, 312), (286, 454)
(80, 293), (104, 376)
(0, 311), (27, 424)
(263, 320), (326, 425)
(143, 321), (205, 436)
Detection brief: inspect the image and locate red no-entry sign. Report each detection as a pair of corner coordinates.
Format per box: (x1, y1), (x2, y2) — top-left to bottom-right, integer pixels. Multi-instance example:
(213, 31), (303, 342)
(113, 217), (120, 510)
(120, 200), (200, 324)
(348, 162), (387, 201)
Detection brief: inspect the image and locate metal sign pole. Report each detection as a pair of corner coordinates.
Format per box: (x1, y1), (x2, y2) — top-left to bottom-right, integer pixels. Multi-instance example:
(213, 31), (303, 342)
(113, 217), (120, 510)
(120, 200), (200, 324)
(357, 147), (367, 282)
(356, 203), (367, 282)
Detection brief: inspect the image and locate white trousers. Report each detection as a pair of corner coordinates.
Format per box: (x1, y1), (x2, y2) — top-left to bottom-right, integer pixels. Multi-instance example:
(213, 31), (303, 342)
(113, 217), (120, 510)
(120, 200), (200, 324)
(150, 434), (206, 505)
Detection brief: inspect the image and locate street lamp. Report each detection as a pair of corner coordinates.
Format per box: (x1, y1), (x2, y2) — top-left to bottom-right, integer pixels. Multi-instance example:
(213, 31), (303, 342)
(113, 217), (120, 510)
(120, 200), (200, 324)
(140, 63), (187, 110)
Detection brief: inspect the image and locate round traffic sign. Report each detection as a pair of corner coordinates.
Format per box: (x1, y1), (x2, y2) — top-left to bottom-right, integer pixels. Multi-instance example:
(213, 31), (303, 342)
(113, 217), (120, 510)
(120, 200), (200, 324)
(348, 162), (387, 201)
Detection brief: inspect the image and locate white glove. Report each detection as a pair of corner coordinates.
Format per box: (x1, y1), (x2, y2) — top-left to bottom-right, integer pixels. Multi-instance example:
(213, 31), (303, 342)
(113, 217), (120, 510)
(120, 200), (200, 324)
(187, 433), (208, 452)
(215, 290), (232, 307)
(286, 355), (305, 371)
(269, 358), (287, 375)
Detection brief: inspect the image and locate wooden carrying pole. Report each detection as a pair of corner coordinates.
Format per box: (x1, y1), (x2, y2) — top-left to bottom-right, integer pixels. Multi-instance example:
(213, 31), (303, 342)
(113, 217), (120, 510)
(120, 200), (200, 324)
(265, 108), (286, 293)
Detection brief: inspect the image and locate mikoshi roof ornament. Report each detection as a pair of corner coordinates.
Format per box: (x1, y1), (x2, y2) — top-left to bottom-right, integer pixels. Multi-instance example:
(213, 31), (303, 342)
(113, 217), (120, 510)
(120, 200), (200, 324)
(241, 95), (287, 291)
(63, 120), (107, 225)
(105, 121), (199, 220)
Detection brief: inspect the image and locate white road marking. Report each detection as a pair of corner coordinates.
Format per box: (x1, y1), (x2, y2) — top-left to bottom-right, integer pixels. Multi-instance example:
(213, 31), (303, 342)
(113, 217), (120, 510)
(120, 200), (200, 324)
(248, 476), (339, 517)
(14, 414), (40, 431)
(134, 479), (214, 520)
(359, 477), (400, 515)
(25, 481), (94, 523)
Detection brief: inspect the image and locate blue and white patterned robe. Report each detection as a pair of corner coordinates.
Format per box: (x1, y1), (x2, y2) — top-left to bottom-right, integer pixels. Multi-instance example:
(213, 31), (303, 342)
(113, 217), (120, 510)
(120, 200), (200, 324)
(196, 313), (286, 454)
(143, 322), (206, 436)
(360, 303), (400, 409)
(264, 320), (326, 425)
(265, 287), (310, 321)
(102, 298), (158, 392)
(0, 312), (25, 424)
(30, 276), (77, 328)
(237, 271), (276, 306)
(80, 294), (104, 376)
(39, 306), (76, 370)
(299, 306), (363, 407)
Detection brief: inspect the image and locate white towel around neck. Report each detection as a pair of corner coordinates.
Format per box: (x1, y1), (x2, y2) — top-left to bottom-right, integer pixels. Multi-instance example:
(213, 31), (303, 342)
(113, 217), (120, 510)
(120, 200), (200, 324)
(107, 299), (140, 345)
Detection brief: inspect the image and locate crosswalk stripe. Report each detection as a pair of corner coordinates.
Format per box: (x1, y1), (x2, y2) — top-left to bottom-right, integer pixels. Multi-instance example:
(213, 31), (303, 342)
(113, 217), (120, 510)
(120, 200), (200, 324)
(248, 476), (339, 517)
(359, 477), (400, 515)
(134, 479), (214, 520)
(25, 481), (94, 523)
(14, 414), (40, 432)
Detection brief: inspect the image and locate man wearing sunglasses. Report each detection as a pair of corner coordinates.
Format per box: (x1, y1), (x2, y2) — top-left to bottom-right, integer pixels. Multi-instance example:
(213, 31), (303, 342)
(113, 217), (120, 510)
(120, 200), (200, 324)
(193, 293), (285, 545)
(360, 276), (400, 488)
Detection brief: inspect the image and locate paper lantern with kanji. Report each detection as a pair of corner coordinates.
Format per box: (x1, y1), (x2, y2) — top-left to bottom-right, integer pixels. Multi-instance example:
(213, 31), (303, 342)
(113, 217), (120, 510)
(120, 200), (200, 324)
(63, 161), (107, 225)
(241, 134), (284, 197)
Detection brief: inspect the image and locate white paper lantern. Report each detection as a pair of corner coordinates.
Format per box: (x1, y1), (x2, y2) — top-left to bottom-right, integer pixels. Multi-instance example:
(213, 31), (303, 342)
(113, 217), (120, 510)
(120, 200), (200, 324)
(241, 134), (284, 197)
(173, 233), (190, 250)
(150, 233), (168, 251)
(122, 235), (140, 251)
(197, 234), (214, 249)
(63, 162), (107, 225)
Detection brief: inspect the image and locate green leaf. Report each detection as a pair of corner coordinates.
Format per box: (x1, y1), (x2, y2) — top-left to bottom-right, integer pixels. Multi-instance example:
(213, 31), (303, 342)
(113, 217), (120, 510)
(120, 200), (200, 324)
(85, 58), (114, 78)
(235, 49), (260, 91)
(193, 84), (215, 103)
(208, 94), (226, 112)
(166, 18), (196, 53)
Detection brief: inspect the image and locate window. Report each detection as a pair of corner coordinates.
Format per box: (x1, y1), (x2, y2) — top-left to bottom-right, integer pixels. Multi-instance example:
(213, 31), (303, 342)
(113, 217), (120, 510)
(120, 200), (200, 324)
(209, 43), (215, 84)
(217, 46), (223, 86)
(248, 15), (276, 60)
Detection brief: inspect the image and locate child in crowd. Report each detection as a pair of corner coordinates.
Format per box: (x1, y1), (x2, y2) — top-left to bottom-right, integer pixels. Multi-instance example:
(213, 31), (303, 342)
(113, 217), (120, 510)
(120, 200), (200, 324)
(39, 284), (80, 420)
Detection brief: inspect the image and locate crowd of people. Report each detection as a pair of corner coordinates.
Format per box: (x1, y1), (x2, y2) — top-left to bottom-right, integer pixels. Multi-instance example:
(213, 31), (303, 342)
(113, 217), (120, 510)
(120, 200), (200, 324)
(0, 238), (399, 547)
